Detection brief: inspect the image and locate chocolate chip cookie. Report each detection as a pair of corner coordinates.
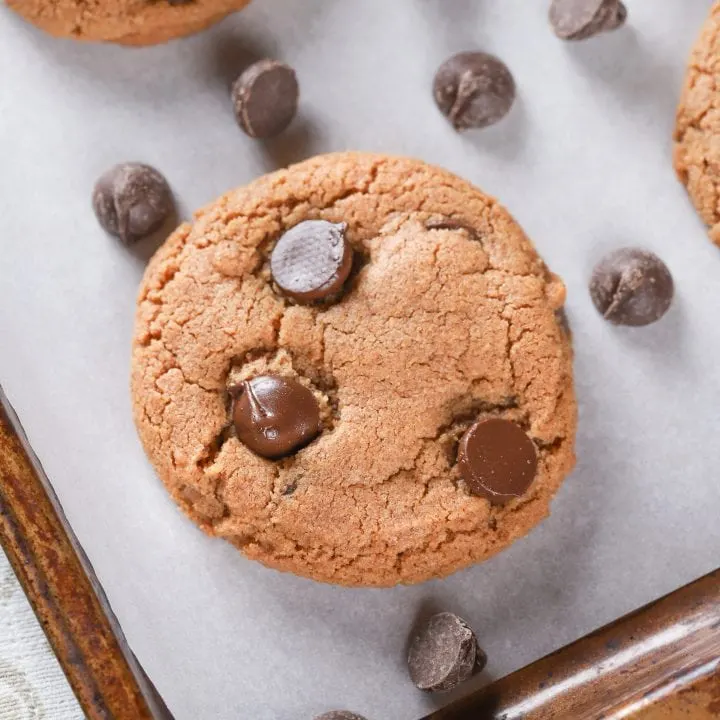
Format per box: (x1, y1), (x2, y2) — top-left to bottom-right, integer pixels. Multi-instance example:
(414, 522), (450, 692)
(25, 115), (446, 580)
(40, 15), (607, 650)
(131, 152), (576, 586)
(7, 0), (251, 44)
(674, 1), (720, 245)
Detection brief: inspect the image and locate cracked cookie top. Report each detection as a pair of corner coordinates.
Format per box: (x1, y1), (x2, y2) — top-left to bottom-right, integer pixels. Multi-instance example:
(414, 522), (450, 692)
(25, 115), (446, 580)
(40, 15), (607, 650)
(674, 1), (720, 245)
(131, 152), (576, 587)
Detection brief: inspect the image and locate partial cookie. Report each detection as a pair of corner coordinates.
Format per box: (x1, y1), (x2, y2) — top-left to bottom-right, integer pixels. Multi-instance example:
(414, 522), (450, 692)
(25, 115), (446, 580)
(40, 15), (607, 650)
(674, 1), (720, 245)
(7, 0), (251, 45)
(131, 152), (576, 587)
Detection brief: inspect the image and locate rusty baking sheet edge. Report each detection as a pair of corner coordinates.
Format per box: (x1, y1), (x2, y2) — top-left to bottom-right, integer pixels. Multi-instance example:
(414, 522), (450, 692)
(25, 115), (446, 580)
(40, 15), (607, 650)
(0, 385), (172, 720)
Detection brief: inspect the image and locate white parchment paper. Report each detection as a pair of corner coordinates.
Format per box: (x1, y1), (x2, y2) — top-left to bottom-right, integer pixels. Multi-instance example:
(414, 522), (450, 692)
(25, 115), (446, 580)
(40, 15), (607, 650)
(2, 1), (720, 718)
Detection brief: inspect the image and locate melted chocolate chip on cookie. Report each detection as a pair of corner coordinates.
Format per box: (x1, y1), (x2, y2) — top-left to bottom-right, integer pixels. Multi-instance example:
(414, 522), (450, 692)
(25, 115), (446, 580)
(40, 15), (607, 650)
(270, 220), (353, 303)
(458, 418), (538, 503)
(233, 375), (320, 459)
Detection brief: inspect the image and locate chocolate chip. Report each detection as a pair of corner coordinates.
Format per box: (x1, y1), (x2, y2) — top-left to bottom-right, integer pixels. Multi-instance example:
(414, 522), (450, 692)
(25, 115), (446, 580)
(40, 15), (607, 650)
(231, 59), (299, 138)
(433, 52), (515, 131)
(589, 248), (674, 327)
(314, 713), (368, 720)
(270, 220), (353, 303)
(233, 376), (320, 459)
(549, 0), (627, 41)
(458, 418), (538, 503)
(408, 612), (485, 693)
(92, 163), (172, 245)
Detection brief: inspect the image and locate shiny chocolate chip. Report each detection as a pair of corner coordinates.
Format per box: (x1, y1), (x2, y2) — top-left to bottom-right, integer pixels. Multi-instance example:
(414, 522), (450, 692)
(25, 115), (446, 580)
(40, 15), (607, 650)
(458, 418), (538, 503)
(233, 375), (320, 459)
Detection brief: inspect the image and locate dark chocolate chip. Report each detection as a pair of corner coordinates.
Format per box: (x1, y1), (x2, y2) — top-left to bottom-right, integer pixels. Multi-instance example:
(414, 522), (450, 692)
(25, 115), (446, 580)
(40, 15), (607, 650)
(231, 59), (299, 139)
(233, 375), (320, 459)
(92, 163), (172, 245)
(408, 612), (483, 693)
(314, 713), (368, 720)
(549, 0), (627, 41)
(270, 220), (353, 303)
(589, 248), (673, 327)
(458, 418), (538, 503)
(433, 52), (515, 131)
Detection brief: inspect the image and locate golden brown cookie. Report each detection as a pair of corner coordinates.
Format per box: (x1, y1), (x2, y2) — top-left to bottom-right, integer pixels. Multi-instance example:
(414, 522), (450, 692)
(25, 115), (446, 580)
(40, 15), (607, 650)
(7, 0), (251, 45)
(131, 152), (577, 587)
(674, 1), (720, 245)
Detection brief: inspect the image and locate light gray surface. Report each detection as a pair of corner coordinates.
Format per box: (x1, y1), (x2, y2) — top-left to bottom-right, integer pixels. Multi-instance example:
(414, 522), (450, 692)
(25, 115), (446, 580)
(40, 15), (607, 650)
(1, 1), (719, 718)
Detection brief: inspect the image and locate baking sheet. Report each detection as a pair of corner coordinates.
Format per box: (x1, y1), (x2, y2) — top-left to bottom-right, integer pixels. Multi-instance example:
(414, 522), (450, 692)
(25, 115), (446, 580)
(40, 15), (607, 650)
(1, 1), (720, 718)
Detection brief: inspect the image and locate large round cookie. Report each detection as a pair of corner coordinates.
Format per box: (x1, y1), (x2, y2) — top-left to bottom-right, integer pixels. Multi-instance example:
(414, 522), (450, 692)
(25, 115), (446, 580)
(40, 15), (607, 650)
(131, 152), (577, 586)
(7, 0), (251, 45)
(674, 1), (720, 245)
